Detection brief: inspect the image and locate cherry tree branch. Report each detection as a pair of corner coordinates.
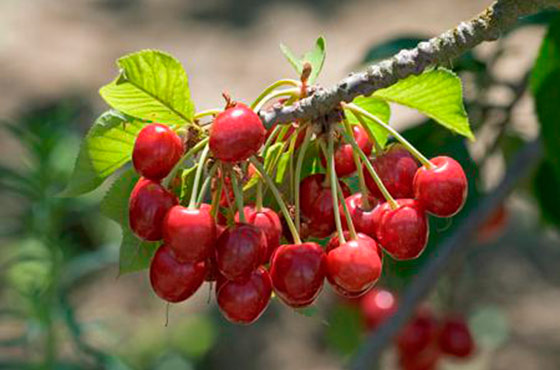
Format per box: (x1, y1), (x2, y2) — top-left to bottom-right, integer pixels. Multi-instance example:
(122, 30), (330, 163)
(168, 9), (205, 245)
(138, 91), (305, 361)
(259, 0), (559, 128)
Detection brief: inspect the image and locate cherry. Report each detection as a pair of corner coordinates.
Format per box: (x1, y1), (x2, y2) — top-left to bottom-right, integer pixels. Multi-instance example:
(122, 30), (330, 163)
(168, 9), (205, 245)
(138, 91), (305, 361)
(270, 242), (326, 308)
(364, 144), (418, 199)
(209, 103), (266, 162)
(162, 204), (216, 263)
(374, 199), (429, 260)
(397, 308), (439, 357)
(129, 178), (178, 241)
(320, 125), (372, 177)
(235, 205), (282, 263)
(413, 156), (467, 217)
(215, 223), (267, 281)
(326, 231), (382, 259)
(132, 123), (184, 181)
(438, 316), (474, 358)
(399, 343), (441, 370)
(360, 288), (398, 330)
(216, 266), (272, 324)
(299, 174), (350, 238)
(326, 234), (382, 296)
(149, 244), (207, 303)
(340, 193), (381, 237)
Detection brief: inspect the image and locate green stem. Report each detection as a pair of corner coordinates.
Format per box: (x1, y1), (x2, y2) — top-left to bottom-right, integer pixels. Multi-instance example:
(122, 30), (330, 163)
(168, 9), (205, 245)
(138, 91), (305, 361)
(353, 111), (383, 154)
(188, 144), (210, 208)
(253, 88), (300, 112)
(287, 131), (298, 204)
(340, 129), (398, 210)
(194, 109), (222, 120)
(251, 79), (301, 110)
(345, 103), (433, 168)
(229, 168), (246, 223)
(343, 120), (371, 210)
(163, 138), (209, 188)
(249, 157), (302, 244)
(337, 180), (357, 240)
(262, 124), (283, 154)
(294, 127), (312, 233)
(196, 163), (218, 206)
(256, 181), (263, 211)
(328, 135), (346, 244)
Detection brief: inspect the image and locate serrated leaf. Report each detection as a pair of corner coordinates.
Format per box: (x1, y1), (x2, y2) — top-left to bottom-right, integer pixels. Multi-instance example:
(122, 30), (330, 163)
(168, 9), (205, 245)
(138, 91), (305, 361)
(345, 96), (391, 148)
(374, 69), (474, 140)
(100, 169), (158, 274)
(100, 50), (195, 125)
(62, 111), (144, 196)
(280, 36), (326, 84)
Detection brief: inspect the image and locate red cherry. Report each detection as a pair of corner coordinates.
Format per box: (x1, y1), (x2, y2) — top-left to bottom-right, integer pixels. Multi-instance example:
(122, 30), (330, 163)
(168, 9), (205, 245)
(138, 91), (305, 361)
(340, 193), (381, 237)
(326, 231), (382, 259)
(299, 174), (350, 238)
(360, 288), (398, 330)
(438, 316), (475, 358)
(216, 266), (272, 324)
(162, 204), (216, 263)
(209, 103), (265, 162)
(132, 123), (183, 181)
(215, 223), (267, 281)
(413, 156), (468, 217)
(364, 144), (418, 199)
(235, 206), (282, 263)
(149, 244), (207, 303)
(374, 199), (429, 260)
(399, 343), (441, 370)
(129, 178), (178, 241)
(326, 234), (382, 296)
(270, 242), (326, 308)
(320, 125), (372, 177)
(397, 308), (439, 356)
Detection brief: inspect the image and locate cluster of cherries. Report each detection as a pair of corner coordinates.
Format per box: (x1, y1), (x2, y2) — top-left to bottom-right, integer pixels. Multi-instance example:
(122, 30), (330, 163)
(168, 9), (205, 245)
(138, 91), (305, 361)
(347, 289), (475, 370)
(127, 97), (468, 325)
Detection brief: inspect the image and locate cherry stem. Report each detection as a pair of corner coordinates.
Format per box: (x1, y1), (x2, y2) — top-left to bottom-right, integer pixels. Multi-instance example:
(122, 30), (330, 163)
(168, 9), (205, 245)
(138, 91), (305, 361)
(210, 172), (223, 221)
(188, 144), (211, 208)
(344, 103), (434, 169)
(294, 127), (313, 234)
(337, 180), (357, 240)
(339, 129), (399, 210)
(343, 120), (371, 210)
(250, 79), (301, 110)
(288, 131), (298, 204)
(196, 162), (218, 206)
(327, 135), (346, 244)
(193, 109), (221, 121)
(353, 111), (383, 155)
(249, 157), (302, 244)
(253, 88), (301, 112)
(256, 180), (263, 212)
(163, 138), (209, 188)
(229, 167), (246, 223)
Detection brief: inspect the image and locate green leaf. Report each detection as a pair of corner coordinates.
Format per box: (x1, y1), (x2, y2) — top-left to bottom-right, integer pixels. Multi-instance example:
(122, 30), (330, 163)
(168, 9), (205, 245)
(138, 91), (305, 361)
(101, 169), (158, 274)
(280, 36), (326, 84)
(374, 69), (474, 140)
(62, 111), (144, 196)
(345, 96), (391, 148)
(100, 50), (195, 125)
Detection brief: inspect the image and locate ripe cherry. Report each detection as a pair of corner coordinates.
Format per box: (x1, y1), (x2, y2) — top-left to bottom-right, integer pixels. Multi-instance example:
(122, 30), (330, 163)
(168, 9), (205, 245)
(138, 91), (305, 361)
(399, 343), (441, 370)
(364, 144), (418, 199)
(326, 231), (382, 259)
(413, 156), (467, 217)
(235, 206), (282, 262)
(209, 103), (266, 162)
(216, 266), (272, 324)
(320, 125), (372, 176)
(438, 316), (475, 358)
(215, 223), (267, 281)
(149, 244), (207, 303)
(340, 193), (381, 237)
(374, 199), (429, 260)
(360, 288), (398, 330)
(299, 174), (350, 238)
(326, 234), (382, 296)
(270, 242), (326, 308)
(162, 204), (216, 263)
(129, 178), (178, 241)
(132, 123), (183, 181)
(397, 308), (439, 356)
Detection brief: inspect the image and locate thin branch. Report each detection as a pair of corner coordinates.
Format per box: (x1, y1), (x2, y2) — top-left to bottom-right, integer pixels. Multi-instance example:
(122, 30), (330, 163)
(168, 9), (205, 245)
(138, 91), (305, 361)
(348, 138), (543, 370)
(259, 0), (559, 128)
